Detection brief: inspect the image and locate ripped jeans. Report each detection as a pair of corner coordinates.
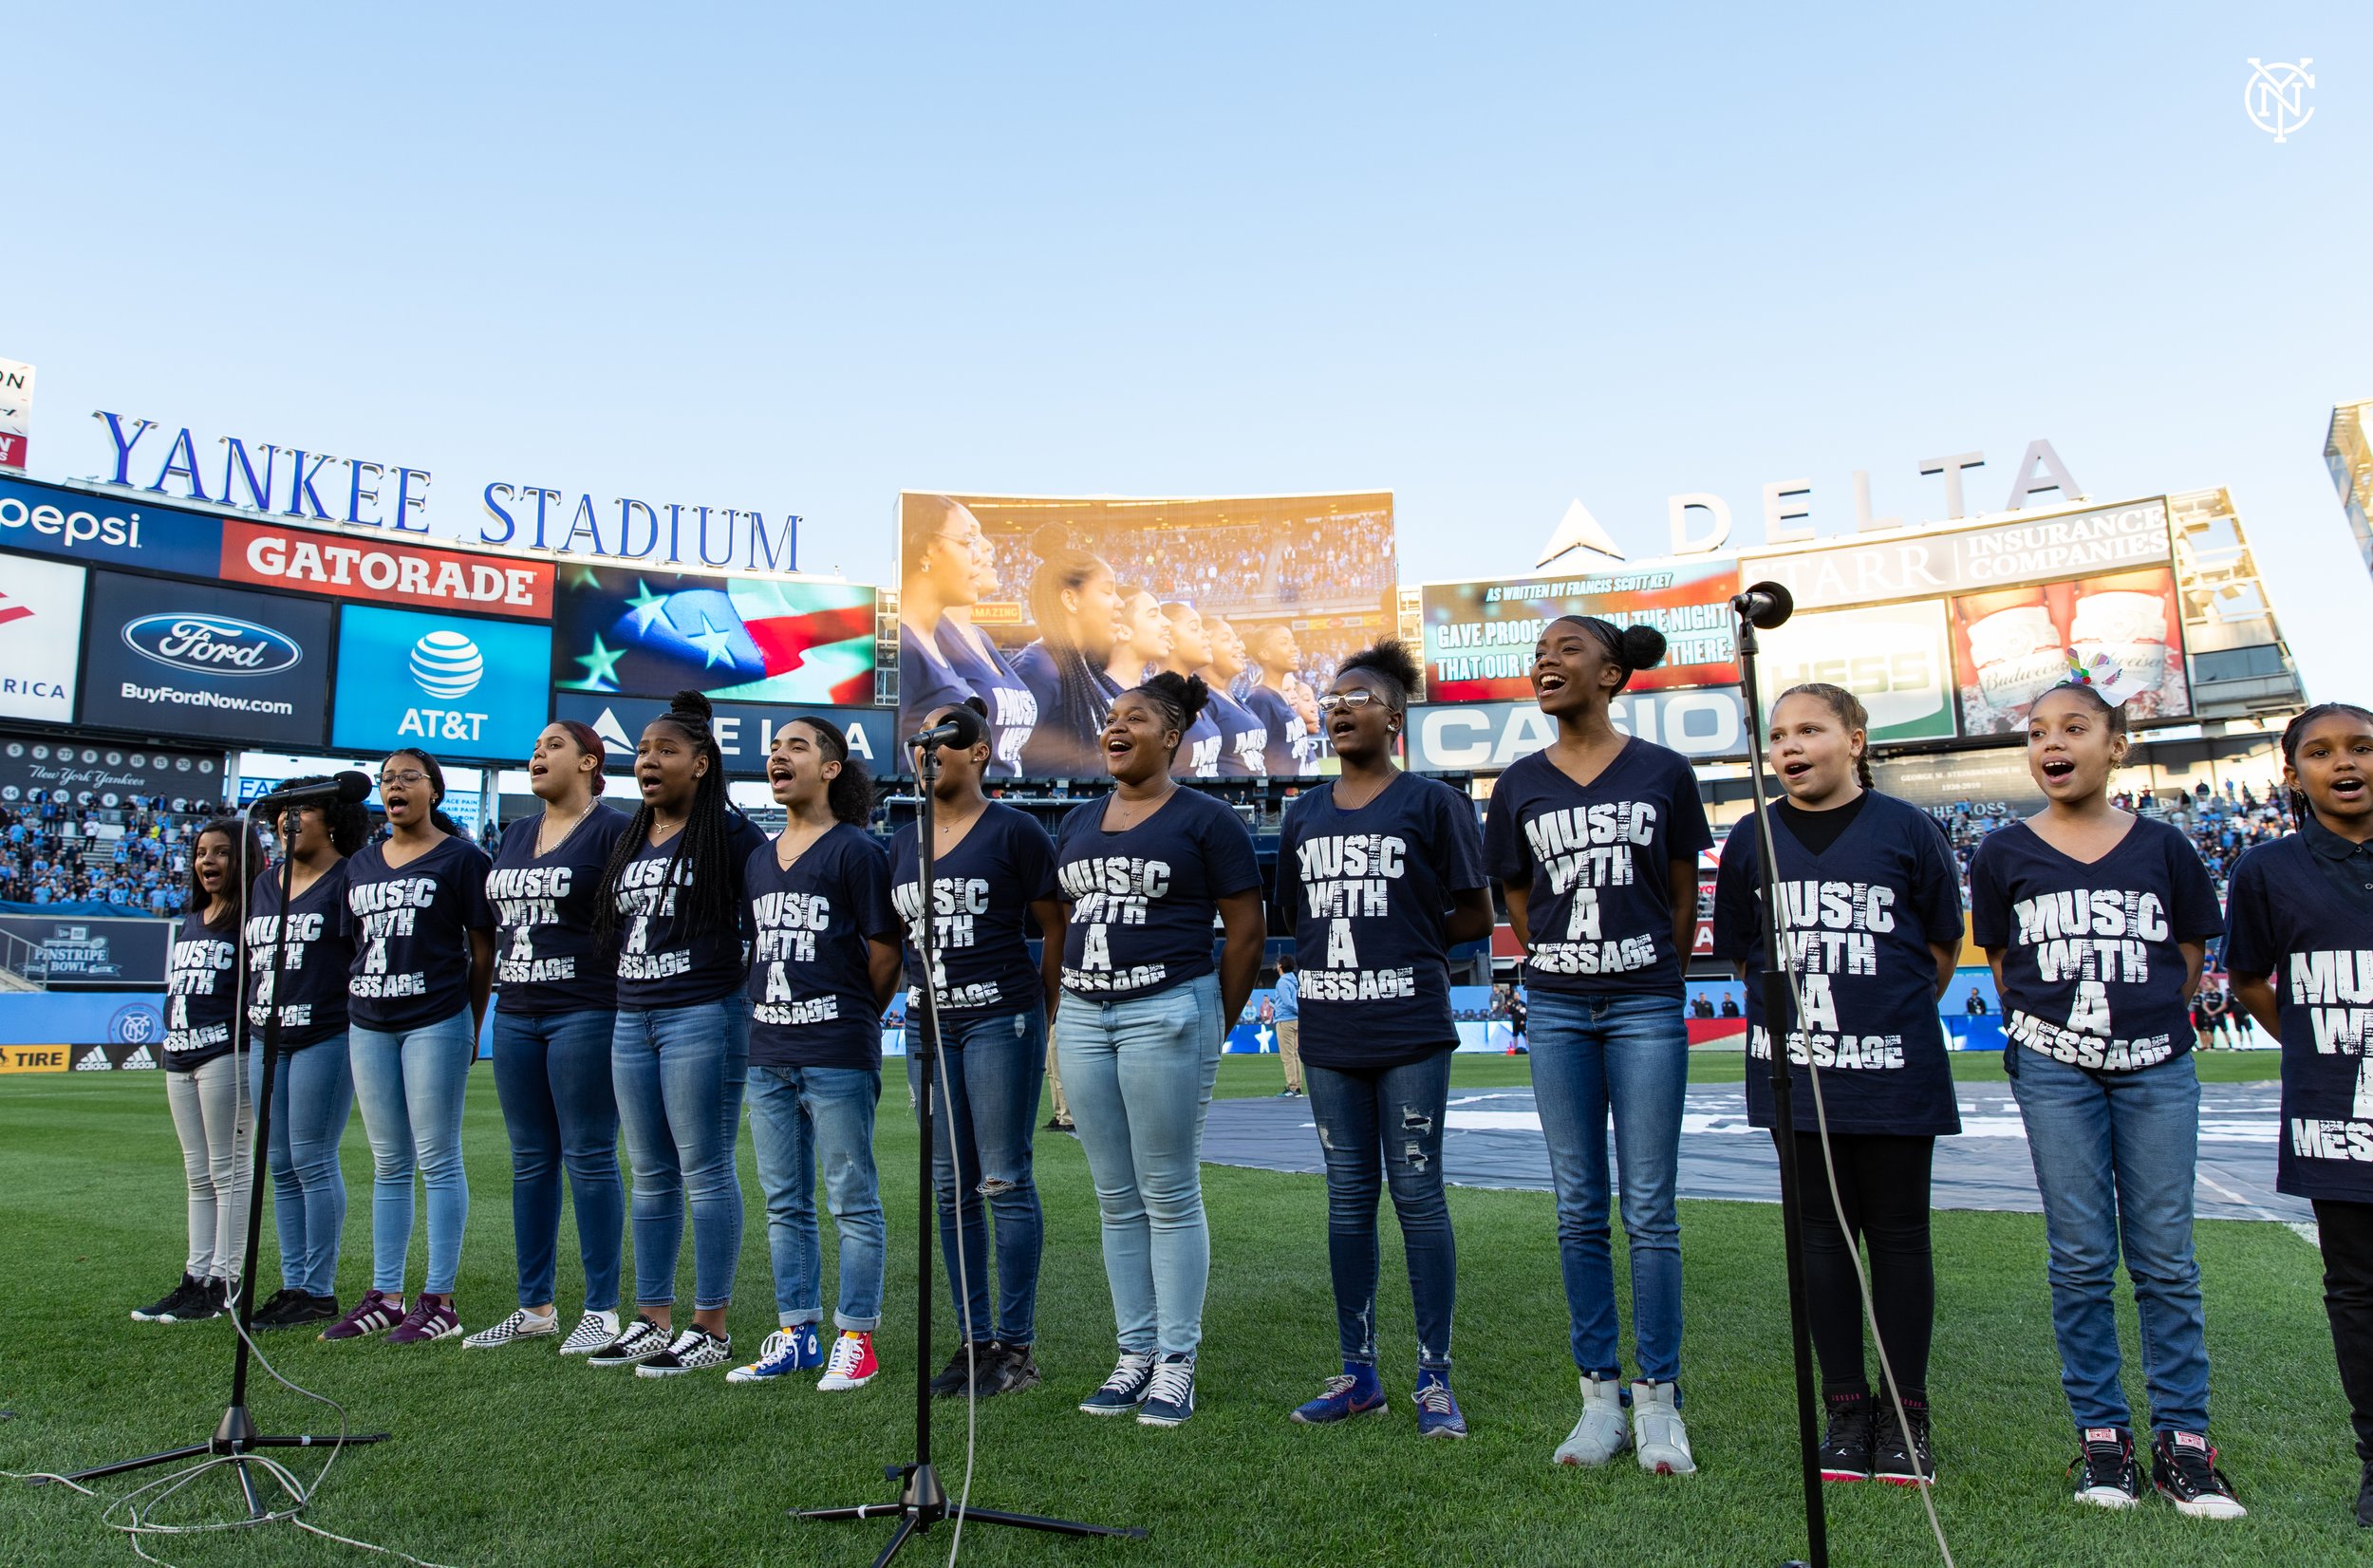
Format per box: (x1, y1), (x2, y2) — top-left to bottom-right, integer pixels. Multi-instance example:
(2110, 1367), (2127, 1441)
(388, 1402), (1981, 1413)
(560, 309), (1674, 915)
(1304, 1050), (1456, 1372)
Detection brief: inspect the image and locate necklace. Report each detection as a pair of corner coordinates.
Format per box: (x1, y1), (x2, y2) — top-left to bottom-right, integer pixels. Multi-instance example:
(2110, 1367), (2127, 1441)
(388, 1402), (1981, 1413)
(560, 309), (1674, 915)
(535, 802), (591, 857)
(1106, 783), (1175, 831)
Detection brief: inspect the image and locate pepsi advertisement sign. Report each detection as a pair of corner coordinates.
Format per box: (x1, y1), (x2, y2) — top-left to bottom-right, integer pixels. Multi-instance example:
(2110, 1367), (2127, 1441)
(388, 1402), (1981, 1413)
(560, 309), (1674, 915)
(0, 476), (225, 577)
(333, 605), (551, 763)
(80, 571), (331, 747)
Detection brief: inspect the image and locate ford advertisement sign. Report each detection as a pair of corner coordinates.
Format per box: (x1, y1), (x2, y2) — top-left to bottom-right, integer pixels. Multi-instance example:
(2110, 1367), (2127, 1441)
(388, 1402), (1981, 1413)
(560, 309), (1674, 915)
(80, 570), (332, 748)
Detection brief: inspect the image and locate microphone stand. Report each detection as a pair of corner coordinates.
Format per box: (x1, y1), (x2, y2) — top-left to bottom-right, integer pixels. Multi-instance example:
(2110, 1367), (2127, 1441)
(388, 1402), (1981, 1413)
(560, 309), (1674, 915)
(1733, 607), (1827, 1568)
(40, 795), (388, 1510)
(798, 742), (1144, 1564)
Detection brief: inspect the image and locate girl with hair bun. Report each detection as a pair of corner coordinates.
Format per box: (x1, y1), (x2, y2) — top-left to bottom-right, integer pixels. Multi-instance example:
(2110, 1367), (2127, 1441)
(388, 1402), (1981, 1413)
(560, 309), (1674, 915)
(324, 747), (497, 1348)
(244, 786), (370, 1333)
(589, 691), (770, 1377)
(730, 715), (904, 1394)
(467, 720), (633, 1354)
(1710, 682), (1964, 1485)
(1969, 680), (2237, 1517)
(1481, 614), (1711, 1474)
(1013, 527), (1126, 778)
(2226, 701), (2373, 1526)
(1279, 640), (1494, 1438)
(1052, 670), (1265, 1428)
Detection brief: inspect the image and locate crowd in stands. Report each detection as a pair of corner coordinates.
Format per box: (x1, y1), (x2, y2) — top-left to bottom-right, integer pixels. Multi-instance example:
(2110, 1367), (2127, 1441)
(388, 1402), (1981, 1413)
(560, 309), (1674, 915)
(1927, 778), (2290, 910)
(1271, 512), (1396, 605)
(976, 512), (1396, 620)
(0, 795), (225, 912)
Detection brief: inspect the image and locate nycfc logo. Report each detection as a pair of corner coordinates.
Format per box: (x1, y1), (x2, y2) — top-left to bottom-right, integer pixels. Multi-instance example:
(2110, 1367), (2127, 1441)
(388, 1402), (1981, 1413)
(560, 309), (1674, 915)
(122, 613), (302, 678)
(110, 1002), (161, 1044)
(410, 629), (485, 699)
(2244, 58), (2314, 142)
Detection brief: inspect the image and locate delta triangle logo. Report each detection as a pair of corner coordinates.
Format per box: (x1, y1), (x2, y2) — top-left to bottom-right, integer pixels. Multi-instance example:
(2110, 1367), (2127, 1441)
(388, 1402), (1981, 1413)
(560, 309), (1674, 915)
(73, 1045), (108, 1071)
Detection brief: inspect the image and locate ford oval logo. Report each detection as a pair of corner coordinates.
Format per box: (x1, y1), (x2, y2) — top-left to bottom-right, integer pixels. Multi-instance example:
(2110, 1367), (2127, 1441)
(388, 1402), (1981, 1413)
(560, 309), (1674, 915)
(121, 613), (304, 679)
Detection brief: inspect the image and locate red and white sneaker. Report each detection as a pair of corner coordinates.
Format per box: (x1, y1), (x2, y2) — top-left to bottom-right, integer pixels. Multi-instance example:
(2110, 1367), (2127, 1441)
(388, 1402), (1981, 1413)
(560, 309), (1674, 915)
(817, 1331), (879, 1391)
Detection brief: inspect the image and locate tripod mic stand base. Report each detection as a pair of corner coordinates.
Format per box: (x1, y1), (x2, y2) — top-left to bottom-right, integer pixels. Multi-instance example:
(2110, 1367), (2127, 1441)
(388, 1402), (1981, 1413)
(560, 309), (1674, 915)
(47, 1407), (390, 1494)
(797, 1461), (1147, 1566)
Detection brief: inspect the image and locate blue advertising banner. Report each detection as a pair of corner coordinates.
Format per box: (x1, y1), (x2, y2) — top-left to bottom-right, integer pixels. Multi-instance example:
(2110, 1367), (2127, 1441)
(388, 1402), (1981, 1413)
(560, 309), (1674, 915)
(552, 692), (894, 779)
(80, 569), (333, 748)
(0, 476), (225, 577)
(333, 605), (552, 763)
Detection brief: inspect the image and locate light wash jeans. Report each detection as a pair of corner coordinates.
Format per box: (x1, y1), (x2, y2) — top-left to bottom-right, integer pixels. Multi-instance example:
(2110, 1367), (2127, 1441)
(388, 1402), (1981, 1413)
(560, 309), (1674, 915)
(350, 1009), (476, 1297)
(1055, 973), (1225, 1356)
(250, 1037), (351, 1297)
(748, 1063), (886, 1332)
(612, 1000), (750, 1311)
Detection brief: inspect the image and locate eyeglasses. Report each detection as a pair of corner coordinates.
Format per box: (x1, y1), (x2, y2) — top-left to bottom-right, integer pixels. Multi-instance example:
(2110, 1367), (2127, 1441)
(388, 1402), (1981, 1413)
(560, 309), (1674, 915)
(929, 531), (982, 551)
(379, 770), (430, 788)
(1316, 690), (1389, 715)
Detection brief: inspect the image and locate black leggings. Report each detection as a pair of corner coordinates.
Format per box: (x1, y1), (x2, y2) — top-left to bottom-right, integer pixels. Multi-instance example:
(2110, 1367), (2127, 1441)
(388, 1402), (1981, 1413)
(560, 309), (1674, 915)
(2314, 1199), (2373, 1463)
(1780, 1131), (1935, 1400)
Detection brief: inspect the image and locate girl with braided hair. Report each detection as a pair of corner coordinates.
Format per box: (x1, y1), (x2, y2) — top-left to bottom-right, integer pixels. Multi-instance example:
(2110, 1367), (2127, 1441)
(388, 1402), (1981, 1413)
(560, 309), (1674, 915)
(1052, 670), (1265, 1428)
(589, 691), (769, 1376)
(1013, 527), (1126, 779)
(1710, 682), (1964, 1485)
(2225, 701), (2373, 1525)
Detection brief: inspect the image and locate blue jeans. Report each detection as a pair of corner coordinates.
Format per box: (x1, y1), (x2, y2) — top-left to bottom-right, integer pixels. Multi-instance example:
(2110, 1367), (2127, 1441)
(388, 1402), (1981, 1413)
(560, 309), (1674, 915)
(2009, 1048), (2211, 1434)
(612, 1001), (749, 1311)
(906, 1007), (1046, 1345)
(249, 1037), (353, 1298)
(1055, 973), (1224, 1356)
(349, 1009), (476, 1297)
(1305, 1051), (1457, 1372)
(1528, 989), (1688, 1386)
(492, 1007), (623, 1312)
(747, 1064), (886, 1332)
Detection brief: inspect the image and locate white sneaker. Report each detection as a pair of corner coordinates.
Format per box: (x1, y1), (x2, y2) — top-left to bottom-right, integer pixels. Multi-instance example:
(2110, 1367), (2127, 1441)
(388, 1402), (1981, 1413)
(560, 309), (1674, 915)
(559, 1309), (621, 1356)
(1554, 1373), (1633, 1466)
(1631, 1380), (1697, 1475)
(463, 1307), (559, 1349)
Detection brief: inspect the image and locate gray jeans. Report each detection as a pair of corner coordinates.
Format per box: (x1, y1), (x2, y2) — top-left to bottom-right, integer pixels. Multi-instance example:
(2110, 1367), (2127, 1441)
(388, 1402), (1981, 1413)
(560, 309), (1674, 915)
(165, 1054), (252, 1281)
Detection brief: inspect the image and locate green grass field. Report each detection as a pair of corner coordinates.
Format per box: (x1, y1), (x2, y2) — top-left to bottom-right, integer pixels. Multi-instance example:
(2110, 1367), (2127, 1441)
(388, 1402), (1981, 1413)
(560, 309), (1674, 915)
(4, 1049), (2360, 1567)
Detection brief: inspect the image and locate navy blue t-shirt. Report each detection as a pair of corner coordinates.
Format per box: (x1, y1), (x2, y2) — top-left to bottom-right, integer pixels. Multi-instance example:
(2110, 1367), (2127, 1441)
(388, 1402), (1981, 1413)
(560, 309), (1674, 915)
(1711, 793), (1966, 1135)
(613, 811), (770, 1010)
(1482, 738), (1714, 998)
(1276, 771), (1488, 1069)
(345, 834), (495, 1032)
(1969, 816), (2223, 1074)
(746, 823), (900, 1070)
(1056, 788), (1261, 1001)
(164, 909), (242, 1071)
(1244, 685), (1313, 777)
(891, 802), (1058, 1021)
(1205, 688), (1268, 779)
(939, 623), (1038, 780)
(1012, 643), (1122, 779)
(2222, 832), (2373, 1201)
(899, 624), (980, 775)
(489, 806), (631, 1016)
(246, 860), (354, 1051)
(1174, 708), (1224, 779)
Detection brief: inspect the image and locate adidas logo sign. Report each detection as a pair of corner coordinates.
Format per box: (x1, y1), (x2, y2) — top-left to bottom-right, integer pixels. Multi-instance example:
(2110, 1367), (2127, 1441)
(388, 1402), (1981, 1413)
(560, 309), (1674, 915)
(120, 1045), (157, 1071)
(73, 1046), (108, 1071)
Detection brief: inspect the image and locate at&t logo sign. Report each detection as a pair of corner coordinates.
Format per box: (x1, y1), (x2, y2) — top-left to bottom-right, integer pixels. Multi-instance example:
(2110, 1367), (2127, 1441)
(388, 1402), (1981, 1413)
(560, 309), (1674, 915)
(2245, 58), (2314, 142)
(402, 628), (492, 742)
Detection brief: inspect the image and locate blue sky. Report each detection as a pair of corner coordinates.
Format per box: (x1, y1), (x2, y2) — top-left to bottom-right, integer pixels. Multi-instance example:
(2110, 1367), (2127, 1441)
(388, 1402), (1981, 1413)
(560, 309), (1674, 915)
(10, 3), (2370, 695)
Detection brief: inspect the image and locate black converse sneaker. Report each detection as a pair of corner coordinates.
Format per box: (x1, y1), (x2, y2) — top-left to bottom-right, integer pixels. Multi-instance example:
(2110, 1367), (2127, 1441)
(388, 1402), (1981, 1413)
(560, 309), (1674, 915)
(1078, 1352), (1156, 1415)
(1871, 1398), (1934, 1485)
(1136, 1353), (1197, 1428)
(2070, 1427), (2141, 1509)
(2151, 1430), (2245, 1519)
(131, 1274), (209, 1323)
(637, 1327), (733, 1378)
(1818, 1392), (1873, 1483)
(587, 1316), (672, 1369)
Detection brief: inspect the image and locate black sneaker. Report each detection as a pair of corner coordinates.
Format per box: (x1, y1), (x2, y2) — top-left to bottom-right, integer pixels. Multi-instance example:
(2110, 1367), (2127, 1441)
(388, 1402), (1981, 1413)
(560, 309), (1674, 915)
(250, 1288), (307, 1328)
(1817, 1391), (1873, 1483)
(1137, 1352), (1196, 1428)
(2070, 1427), (2141, 1509)
(930, 1342), (993, 1400)
(987, 1342), (1040, 1397)
(1871, 1398), (1934, 1485)
(2356, 1459), (2373, 1528)
(587, 1316), (672, 1369)
(2151, 1429), (2245, 1519)
(131, 1274), (207, 1323)
(273, 1293), (342, 1331)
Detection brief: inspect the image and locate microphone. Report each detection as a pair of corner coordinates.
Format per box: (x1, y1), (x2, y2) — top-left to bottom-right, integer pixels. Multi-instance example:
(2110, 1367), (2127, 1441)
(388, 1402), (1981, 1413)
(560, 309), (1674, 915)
(906, 707), (987, 753)
(250, 771), (372, 811)
(1731, 580), (1795, 630)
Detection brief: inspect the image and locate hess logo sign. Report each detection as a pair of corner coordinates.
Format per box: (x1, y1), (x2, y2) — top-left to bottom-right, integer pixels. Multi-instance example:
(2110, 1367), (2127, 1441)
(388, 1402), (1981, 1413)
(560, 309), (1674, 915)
(122, 613), (303, 678)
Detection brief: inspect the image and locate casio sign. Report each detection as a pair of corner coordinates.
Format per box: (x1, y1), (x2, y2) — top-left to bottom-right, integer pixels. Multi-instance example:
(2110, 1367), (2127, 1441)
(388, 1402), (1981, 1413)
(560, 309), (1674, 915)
(122, 613), (304, 678)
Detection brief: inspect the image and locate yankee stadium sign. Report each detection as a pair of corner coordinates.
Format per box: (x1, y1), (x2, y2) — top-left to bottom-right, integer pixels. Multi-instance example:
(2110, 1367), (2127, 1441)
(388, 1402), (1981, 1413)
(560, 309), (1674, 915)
(84, 410), (805, 573)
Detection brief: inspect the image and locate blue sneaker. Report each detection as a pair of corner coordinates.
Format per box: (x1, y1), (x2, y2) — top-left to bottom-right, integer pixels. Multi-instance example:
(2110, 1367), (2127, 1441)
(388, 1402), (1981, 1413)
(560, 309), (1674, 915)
(726, 1324), (825, 1383)
(1413, 1375), (1467, 1440)
(1292, 1372), (1389, 1425)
